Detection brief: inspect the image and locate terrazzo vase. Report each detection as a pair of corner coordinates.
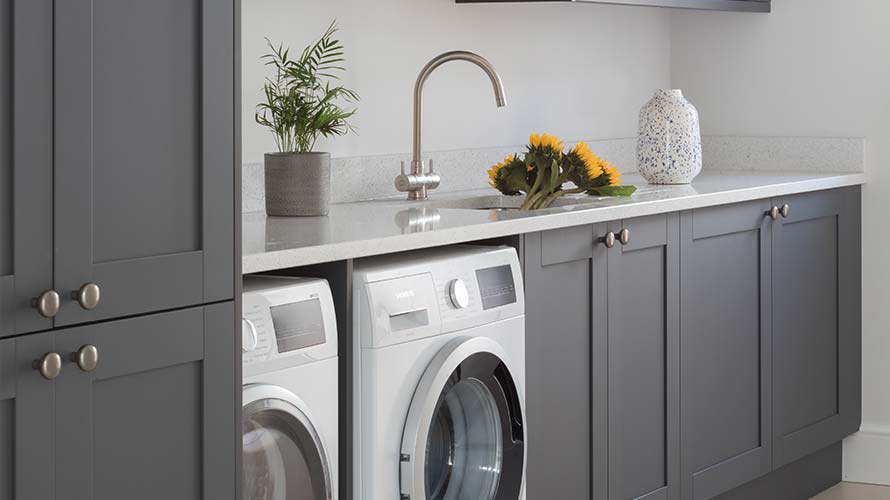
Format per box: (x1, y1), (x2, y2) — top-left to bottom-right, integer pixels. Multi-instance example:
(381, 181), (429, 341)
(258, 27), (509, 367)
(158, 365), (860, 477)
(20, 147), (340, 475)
(637, 89), (702, 184)
(264, 152), (331, 216)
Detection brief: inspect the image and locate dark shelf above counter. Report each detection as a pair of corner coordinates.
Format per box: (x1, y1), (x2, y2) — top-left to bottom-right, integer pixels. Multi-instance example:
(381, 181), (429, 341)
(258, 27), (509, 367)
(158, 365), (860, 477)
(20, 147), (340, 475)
(455, 0), (771, 12)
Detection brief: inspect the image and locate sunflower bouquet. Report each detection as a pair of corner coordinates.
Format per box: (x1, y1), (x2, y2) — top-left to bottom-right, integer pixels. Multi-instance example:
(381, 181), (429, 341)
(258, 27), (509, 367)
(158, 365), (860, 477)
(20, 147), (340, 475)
(487, 133), (636, 210)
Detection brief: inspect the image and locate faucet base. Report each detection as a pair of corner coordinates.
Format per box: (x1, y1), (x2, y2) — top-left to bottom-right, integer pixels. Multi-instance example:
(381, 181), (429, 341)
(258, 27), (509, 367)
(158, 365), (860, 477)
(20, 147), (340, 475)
(407, 188), (428, 201)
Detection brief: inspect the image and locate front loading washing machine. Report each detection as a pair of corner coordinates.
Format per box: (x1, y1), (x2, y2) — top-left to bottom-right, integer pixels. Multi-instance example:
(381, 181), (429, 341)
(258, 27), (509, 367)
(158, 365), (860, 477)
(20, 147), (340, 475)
(353, 246), (526, 500)
(242, 276), (339, 500)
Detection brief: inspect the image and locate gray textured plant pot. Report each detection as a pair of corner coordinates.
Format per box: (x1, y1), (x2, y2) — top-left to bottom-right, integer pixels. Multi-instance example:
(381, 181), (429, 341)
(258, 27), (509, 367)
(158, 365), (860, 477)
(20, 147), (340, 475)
(264, 152), (331, 217)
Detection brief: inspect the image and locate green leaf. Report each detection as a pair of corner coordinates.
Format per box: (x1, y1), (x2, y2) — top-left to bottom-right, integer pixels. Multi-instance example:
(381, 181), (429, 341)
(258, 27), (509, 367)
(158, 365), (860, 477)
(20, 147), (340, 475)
(255, 20), (359, 153)
(586, 185), (638, 197)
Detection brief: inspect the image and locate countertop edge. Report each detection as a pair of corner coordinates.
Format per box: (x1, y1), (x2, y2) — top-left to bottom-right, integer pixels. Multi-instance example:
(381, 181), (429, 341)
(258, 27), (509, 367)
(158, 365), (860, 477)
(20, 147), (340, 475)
(243, 173), (866, 274)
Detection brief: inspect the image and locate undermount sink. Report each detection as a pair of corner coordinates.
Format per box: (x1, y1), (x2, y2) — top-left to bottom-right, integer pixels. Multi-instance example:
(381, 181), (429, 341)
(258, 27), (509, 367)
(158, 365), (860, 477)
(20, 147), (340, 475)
(380, 193), (611, 211)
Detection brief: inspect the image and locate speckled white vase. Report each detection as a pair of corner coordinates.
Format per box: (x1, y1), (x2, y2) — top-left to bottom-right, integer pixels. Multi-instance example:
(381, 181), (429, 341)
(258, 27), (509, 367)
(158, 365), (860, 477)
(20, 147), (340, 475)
(637, 89), (702, 184)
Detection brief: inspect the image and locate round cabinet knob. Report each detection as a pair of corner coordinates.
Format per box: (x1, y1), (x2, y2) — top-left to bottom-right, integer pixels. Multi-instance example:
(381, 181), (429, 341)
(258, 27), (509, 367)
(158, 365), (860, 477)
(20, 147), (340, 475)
(32, 352), (62, 380)
(602, 232), (617, 249)
(31, 290), (61, 319)
(447, 279), (470, 309)
(73, 283), (101, 311)
(768, 206), (780, 221)
(242, 318), (259, 353)
(71, 345), (99, 372)
(618, 228), (631, 246)
(780, 204), (791, 218)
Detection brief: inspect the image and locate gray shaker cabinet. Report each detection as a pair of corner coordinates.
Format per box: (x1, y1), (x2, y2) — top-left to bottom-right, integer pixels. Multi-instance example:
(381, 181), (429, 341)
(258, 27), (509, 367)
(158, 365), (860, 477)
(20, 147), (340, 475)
(2, 304), (237, 500)
(679, 200), (774, 500)
(524, 213), (680, 500)
(771, 187), (862, 469)
(2, 0), (237, 332)
(53, 0), (236, 326)
(0, 333), (55, 500)
(523, 226), (596, 500)
(0, 0), (54, 336)
(592, 214), (681, 500)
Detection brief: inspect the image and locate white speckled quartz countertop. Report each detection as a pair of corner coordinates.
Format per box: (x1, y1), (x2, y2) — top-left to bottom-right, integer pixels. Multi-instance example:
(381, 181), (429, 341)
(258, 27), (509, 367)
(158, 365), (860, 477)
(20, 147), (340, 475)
(243, 171), (866, 274)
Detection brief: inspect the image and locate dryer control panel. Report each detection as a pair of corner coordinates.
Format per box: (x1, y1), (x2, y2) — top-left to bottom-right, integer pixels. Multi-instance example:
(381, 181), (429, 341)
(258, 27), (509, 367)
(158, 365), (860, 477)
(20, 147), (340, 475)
(354, 246), (524, 349)
(242, 276), (338, 372)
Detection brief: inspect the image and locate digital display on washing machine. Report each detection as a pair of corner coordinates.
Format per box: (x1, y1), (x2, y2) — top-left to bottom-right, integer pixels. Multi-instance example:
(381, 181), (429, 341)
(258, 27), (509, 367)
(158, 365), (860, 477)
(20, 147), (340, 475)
(475, 265), (517, 310)
(270, 298), (326, 353)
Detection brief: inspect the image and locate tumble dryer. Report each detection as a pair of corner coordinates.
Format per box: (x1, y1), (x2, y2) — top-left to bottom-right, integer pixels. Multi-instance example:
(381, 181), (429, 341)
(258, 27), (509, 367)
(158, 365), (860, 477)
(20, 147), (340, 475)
(353, 246), (527, 500)
(242, 276), (339, 500)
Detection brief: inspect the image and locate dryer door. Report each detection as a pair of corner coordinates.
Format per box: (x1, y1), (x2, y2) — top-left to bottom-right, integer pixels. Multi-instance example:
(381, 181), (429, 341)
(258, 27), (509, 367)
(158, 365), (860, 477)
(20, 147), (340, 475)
(242, 385), (333, 500)
(400, 337), (526, 500)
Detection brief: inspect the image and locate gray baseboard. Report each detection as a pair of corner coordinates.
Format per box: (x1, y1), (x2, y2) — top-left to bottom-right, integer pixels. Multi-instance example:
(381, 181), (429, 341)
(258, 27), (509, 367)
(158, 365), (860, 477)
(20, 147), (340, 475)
(714, 442), (842, 500)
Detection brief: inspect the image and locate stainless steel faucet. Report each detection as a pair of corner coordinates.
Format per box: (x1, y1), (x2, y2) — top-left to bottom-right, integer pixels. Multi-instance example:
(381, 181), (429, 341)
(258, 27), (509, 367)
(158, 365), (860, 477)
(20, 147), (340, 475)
(395, 51), (507, 201)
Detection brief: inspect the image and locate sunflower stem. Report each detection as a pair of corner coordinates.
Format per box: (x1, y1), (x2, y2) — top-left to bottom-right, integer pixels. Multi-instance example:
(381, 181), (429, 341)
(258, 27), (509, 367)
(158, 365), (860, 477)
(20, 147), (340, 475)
(536, 187), (585, 210)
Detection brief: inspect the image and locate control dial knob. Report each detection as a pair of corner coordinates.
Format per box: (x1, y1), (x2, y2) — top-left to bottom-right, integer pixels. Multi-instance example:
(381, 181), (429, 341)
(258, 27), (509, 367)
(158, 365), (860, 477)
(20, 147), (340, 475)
(242, 318), (259, 353)
(447, 279), (470, 309)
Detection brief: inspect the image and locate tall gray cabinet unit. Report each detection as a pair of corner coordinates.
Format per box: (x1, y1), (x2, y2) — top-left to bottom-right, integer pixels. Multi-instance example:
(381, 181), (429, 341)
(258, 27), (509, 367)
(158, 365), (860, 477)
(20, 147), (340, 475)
(522, 187), (861, 500)
(0, 0), (239, 499)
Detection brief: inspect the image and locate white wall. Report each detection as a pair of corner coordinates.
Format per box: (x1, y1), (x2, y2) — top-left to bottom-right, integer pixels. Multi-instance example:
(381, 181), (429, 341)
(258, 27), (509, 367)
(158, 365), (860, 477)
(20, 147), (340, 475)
(671, 0), (890, 484)
(242, 0), (671, 162)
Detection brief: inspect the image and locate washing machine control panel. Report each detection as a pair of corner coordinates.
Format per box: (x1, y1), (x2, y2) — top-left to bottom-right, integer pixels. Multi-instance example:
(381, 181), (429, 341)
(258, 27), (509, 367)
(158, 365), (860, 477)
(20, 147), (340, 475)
(242, 277), (338, 370)
(356, 246), (525, 349)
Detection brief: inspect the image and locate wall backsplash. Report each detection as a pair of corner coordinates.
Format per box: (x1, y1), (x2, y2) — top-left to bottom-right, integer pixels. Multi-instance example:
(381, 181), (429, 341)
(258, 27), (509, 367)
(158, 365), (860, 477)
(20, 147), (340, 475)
(242, 0), (672, 162)
(242, 136), (864, 213)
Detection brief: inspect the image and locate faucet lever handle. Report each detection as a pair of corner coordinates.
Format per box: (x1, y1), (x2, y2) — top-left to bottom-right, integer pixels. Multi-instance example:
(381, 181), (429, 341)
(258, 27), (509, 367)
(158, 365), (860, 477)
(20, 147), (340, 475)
(400, 161), (406, 176)
(427, 159), (434, 174)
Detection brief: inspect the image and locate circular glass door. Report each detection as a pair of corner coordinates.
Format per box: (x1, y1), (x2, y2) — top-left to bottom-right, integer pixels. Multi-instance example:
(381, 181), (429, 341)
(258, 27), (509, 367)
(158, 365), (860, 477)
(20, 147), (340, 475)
(401, 339), (525, 500)
(242, 397), (332, 500)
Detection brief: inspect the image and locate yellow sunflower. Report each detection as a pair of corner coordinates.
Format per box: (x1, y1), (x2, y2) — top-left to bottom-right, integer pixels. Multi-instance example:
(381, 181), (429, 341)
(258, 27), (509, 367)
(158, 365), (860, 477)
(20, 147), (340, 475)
(572, 141), (604, 181)
(487, 154), (515, 189)
(529, 133), (564, 153)
(602, 161), (622, 186)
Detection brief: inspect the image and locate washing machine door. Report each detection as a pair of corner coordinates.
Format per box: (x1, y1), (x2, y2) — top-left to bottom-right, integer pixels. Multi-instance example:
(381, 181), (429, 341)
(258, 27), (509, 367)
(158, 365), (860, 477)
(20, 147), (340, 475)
(400, 336), (526, 500)
(242, 385), (333, 500)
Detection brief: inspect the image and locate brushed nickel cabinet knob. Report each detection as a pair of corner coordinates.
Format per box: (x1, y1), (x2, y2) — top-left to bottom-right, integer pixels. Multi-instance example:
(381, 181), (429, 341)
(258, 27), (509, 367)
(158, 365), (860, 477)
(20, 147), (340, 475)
(72, 283), (101, 311)
(31, 290), (61, 319)
(780, 204), (791, 218)
(33, 352), (62, 380)
(71, 345), (99, 372)
(768, 206), (780, 221)
(619, 228), (631, 246)
(602, 232), (617, 249)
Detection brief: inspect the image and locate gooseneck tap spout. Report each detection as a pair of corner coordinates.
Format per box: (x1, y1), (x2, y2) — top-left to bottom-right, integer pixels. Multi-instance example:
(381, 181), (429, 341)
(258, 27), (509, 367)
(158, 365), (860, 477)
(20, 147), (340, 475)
(395, 51), (507, 201)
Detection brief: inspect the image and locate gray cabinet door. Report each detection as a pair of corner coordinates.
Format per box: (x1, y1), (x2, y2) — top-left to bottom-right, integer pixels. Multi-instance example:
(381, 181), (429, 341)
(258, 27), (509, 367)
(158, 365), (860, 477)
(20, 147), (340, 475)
(53, 0), (236, 326)
(592, 214), (680, 500)
(524, 226), (597, 500)
(680, 200), (773, 500)
(0, 0), (54, 336)
(53, 303), (237, 500)
(771, 188), (862, 468)
(0, 333), (55, 500)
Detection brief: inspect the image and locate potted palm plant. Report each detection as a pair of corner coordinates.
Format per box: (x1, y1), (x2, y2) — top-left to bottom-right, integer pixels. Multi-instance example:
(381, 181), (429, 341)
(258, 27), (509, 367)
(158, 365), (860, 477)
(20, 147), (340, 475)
(256, 22), (358, 216)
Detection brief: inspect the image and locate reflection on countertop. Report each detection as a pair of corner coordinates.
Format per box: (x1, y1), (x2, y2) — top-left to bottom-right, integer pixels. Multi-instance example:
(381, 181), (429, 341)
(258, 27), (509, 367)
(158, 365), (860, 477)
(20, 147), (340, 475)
(243, 171), (866, 274)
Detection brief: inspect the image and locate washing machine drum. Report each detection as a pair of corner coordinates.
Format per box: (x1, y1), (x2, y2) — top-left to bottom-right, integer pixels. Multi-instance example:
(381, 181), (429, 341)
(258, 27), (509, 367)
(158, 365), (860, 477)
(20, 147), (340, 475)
(242, 387), (333, 500)
(400, 337), (526, 500)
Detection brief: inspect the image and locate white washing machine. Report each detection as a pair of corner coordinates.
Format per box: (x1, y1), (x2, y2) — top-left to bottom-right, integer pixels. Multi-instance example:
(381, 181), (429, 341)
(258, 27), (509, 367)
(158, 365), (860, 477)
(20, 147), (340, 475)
(353, 246), (527, 500)
(242, 276), (339, 500)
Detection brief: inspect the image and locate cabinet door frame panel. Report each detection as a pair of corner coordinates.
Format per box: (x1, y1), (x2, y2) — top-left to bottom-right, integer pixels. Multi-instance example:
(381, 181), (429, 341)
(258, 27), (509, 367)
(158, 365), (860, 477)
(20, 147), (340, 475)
(2, 334), (55, 499)
(54, 304), (236, 500)
(1, 0), (54, 336)
(593, 214), (680, 500)
(53, 0), (235, 326)
(771, 188), (861, 468)
(680, 200), (773, 500)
